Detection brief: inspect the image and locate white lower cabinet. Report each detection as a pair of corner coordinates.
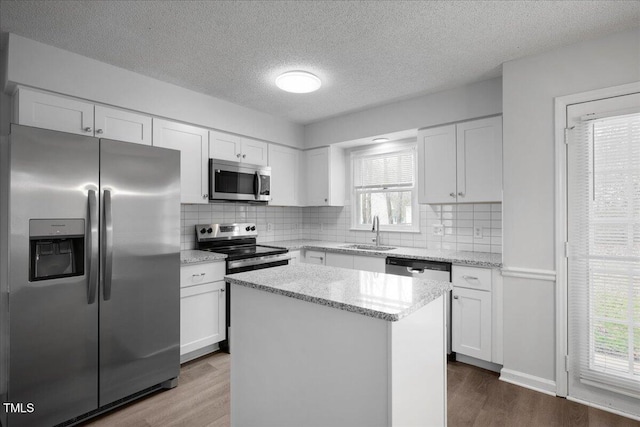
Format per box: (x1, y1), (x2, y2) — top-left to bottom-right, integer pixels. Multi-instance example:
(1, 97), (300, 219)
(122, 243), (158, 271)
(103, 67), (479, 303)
(353, 255), (386, 273)
(180, 262), (226, 363)
(451, 265), (497, 364)
(452, 286), (492, 361)
(288, 250), (301, 265)
(325, 252), (353, 269)
(303, 250), (326, 265)
(307, 250), (386, 273)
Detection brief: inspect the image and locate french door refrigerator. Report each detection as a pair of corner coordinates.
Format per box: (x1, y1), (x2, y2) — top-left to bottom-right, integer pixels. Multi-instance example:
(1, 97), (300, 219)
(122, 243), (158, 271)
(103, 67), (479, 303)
(0, 125), (181, 427)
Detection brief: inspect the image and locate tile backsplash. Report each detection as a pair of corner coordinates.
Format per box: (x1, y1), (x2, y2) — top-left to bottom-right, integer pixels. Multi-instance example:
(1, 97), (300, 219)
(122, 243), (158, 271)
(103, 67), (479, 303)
(180, 202), (502, 254)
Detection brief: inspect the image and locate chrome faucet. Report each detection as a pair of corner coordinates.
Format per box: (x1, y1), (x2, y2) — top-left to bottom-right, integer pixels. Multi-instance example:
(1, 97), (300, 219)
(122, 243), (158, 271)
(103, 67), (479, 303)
(372, 215), (380, 247)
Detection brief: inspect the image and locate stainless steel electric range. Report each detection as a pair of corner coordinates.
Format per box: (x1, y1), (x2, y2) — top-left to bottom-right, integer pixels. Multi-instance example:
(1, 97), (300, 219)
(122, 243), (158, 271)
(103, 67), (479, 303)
(195, 223), (290, 352)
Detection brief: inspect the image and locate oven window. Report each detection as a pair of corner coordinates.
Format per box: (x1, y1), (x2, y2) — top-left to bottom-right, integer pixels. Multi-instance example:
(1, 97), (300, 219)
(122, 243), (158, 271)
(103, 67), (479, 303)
(215, 170), (255, 195)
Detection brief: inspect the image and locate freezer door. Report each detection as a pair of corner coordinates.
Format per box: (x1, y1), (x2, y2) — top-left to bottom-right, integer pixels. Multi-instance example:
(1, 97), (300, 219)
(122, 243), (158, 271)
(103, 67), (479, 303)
(7, 125), (99, 427)
(99, 138), (180, 406)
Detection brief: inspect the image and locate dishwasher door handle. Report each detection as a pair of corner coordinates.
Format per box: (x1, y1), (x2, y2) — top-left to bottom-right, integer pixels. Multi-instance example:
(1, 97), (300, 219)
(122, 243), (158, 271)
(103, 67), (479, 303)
(407, 267), (426, 274)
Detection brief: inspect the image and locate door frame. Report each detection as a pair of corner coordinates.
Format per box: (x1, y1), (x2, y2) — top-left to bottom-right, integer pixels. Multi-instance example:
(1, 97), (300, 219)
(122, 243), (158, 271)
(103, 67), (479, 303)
(554, 81), (640, 399)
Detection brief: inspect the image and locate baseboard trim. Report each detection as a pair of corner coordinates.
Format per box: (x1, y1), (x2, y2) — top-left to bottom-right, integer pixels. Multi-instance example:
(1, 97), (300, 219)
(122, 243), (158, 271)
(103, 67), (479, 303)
(180, 343), (220, 364)
(499, 368), (557, 396)
(501, 266), (556, 281)
(566, 396), (640, 421)
(455, 353), (502, 373)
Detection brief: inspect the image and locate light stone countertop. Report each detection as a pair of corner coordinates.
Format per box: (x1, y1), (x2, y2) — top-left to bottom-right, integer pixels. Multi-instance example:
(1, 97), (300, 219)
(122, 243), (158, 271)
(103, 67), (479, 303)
(180, 249), (227, 264)
(266, 239), (502, 268)
(225, 263), (452, 322)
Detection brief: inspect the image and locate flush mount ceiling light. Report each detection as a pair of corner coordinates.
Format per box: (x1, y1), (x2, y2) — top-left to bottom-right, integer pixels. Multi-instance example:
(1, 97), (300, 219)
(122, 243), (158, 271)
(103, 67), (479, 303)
(372, 138), (389, 143)
(276, 71), (322, 93)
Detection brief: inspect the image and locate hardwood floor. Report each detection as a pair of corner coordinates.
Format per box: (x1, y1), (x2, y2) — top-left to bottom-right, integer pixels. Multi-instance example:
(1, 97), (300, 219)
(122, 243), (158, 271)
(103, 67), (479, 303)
(83, 352), (639, 427)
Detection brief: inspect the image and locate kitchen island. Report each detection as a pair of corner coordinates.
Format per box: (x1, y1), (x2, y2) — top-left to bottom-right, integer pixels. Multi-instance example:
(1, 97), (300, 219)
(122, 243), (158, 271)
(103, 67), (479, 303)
(225, 264), (452, 427)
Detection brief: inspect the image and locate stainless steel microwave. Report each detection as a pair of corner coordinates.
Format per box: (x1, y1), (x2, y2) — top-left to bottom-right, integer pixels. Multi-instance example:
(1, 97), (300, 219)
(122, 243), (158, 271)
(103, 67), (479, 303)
(209, 159), (271, 202)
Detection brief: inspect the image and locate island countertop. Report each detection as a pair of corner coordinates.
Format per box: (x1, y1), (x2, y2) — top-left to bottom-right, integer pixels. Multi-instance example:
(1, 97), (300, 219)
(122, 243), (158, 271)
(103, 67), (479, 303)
(225, 264), (452, 322)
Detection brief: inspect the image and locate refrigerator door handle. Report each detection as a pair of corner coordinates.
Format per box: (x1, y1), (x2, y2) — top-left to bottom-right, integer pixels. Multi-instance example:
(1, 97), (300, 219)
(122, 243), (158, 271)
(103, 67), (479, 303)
(103, 189), (114, 301)
(87, 189), (99, 304)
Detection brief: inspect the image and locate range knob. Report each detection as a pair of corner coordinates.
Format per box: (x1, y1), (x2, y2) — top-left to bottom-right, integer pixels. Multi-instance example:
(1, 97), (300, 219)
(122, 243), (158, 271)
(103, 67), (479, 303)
(207, 228), (213, 233)
(250, 226), (256, 231)
(200, 228), (207, 234)
(245, 226), (251, 232)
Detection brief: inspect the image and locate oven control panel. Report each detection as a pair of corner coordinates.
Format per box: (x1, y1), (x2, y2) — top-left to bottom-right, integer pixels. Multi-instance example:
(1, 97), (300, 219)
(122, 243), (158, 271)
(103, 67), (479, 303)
(196, 223), (258, 241)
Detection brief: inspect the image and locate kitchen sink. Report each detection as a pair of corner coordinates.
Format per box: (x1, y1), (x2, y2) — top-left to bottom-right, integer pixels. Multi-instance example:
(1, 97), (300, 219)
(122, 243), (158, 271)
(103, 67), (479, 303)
(340, 244), (396, 251)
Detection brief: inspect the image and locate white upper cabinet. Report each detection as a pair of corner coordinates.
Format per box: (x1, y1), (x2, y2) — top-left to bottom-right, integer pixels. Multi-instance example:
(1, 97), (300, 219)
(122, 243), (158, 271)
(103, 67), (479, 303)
(14, 87), (153, 145)
(417, 124), (457, 204)
(241, 138), (268, 165)
(456, 116), (503, 203)
(153, 119), (209, 204)
(94, 105), (152, 145)
(209, 130), (268, 166)
(418, 116), (502, 204)
(268, 144), (300, 206)
(305, 146), (345, 206)
(15, 87), (94, 136)
(209, 130), (241, 162)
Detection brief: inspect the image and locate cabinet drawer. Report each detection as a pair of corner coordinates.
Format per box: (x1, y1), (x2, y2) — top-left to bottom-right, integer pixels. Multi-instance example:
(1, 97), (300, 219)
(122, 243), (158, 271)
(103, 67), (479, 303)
(180, 261), (225, 287)
(304, 250), (326, 265)
(452, 265), (492, 291)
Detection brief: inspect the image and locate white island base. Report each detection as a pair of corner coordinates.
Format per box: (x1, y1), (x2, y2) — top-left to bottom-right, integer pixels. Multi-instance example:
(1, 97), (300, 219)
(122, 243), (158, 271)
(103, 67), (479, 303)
(230, 284), (446, 427)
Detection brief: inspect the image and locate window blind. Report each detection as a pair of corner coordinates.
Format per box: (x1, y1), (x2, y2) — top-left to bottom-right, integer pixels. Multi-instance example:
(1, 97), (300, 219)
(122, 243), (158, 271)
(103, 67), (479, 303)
(568, 112), (640, 395)
(353, 150), (414, 190)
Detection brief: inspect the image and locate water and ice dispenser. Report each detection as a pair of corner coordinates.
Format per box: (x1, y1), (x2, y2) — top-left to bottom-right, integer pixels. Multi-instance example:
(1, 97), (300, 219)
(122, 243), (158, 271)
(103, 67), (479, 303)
(29, 219), (85, 281)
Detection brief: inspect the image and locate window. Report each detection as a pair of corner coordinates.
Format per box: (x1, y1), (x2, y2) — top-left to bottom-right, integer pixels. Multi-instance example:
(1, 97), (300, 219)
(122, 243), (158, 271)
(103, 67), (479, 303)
(567, 93), (640, 403)
(351, 144), (418, 231)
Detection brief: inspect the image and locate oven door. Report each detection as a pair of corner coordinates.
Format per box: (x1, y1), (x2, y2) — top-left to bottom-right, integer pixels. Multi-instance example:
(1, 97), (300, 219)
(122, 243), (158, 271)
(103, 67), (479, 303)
(221, 252), (290, 353)
(227, 253), (290, 274)
(209, 159), (271, 202)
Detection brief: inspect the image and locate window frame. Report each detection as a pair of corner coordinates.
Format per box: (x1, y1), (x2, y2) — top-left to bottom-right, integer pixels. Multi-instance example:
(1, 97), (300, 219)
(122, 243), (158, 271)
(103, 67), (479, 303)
(350, 142), (420, 233)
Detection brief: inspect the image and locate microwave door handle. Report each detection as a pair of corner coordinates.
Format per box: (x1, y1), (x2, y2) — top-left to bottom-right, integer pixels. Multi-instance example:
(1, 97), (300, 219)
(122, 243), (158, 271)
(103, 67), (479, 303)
(103, 189), (114, 301)
(87, 189), (98, 304)
(254, 171), (261, 200)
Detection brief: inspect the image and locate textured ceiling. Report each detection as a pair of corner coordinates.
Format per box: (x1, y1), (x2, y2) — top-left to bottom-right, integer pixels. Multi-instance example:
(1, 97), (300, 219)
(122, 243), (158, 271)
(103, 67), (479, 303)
(1, 1), (638, 124)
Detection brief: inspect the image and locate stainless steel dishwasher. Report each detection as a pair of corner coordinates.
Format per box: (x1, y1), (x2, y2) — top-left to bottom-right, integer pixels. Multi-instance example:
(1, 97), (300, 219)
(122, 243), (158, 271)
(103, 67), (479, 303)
(386, 257), (453, 355)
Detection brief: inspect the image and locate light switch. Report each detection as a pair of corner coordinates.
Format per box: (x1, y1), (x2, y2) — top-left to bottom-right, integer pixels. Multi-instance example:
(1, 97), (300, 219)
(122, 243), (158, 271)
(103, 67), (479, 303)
(474, 226), (483, 238)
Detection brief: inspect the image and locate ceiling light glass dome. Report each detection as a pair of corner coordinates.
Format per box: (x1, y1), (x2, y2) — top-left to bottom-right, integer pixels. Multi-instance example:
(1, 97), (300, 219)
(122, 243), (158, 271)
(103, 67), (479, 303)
(276, 71), (322, 93)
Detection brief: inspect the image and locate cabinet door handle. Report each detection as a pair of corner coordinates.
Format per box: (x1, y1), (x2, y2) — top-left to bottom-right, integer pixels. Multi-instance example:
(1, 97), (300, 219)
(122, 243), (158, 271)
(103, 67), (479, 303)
(96, 129), (104, 134)
(236, 153), (241, 158)
(84, 127), (93, 133)
(458, 192), (465, 197)
(462, 275), (478, 280)
(449, 192), (456, 198)
(242, 154), (246, 159)
(220, 289), (225, 293)
(453, 295), (459, 299)
(203, 194), (208, 199)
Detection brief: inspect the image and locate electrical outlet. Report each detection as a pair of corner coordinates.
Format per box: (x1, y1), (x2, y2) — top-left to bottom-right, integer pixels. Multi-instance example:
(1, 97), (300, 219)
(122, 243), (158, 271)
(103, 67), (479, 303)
(474, 226), (483, 238)
(267, 223), (273, 232)
(433, 224), (444, 236)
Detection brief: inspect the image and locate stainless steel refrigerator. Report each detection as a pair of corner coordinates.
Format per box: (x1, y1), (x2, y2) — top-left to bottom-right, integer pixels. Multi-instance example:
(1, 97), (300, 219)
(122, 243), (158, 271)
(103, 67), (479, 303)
(0, 125), (181, 427)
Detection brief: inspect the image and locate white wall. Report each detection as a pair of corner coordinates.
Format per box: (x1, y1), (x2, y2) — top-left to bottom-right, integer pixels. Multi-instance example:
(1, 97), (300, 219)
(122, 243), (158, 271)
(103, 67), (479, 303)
(304, 77), (502, 148)
(3, 33), (304, 147)
(501, 28), (640, 389)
